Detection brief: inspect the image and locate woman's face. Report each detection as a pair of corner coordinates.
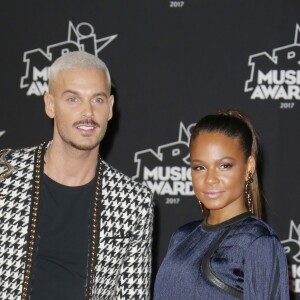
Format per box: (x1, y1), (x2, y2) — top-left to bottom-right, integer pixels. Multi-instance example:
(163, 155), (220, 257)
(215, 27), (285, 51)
(190, 131), (254, 221)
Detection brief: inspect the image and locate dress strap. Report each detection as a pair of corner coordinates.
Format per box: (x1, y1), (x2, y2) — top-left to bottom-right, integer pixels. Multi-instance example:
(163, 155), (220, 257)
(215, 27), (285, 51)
(202, 224), (243, 299)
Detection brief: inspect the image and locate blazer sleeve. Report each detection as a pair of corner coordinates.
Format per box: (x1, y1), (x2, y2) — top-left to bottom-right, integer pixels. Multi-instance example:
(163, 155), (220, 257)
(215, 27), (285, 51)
(243, 234), (290, 300)
(115, 189), (154, 299)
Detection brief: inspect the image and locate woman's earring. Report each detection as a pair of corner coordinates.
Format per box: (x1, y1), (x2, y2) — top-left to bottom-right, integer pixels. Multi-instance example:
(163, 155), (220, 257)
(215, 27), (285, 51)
(245, 172), (254, 213)
(199, 200), (204, 214)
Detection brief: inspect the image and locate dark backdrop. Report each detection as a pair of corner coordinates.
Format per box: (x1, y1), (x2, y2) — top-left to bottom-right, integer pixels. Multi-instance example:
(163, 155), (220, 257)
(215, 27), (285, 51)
(1, 0), (299, 297)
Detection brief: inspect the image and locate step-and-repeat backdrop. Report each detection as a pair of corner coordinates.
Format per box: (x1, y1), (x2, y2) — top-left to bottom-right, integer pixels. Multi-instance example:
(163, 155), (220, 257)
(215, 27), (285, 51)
(1, 0), (300, 297)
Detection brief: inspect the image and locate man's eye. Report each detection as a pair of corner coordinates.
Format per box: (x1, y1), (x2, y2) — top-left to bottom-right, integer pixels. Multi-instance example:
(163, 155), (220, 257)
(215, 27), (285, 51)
(92, 97), (104, 104)
(68, 97), (78, 103)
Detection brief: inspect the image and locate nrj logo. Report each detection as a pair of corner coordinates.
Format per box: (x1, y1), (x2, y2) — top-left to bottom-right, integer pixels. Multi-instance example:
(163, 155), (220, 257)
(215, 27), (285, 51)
(20, 21), (117, 96)
(245, 24), (300, 100)
(133, 123), (194, 196)
(281, 220), (300, 293)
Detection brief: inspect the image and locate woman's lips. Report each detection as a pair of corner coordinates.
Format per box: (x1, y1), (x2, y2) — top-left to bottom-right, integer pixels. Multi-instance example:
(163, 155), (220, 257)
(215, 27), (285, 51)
(203, 190), (224, 199)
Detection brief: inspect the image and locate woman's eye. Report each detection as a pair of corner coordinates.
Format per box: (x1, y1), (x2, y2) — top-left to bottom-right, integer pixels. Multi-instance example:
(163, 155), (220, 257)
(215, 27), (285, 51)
(220, 163), (232, 170)
(192, 165), (205, 171)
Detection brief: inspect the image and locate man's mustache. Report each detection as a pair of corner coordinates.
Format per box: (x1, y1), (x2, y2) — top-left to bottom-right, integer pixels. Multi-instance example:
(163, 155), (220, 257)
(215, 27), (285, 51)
(73, 119), (100, 127)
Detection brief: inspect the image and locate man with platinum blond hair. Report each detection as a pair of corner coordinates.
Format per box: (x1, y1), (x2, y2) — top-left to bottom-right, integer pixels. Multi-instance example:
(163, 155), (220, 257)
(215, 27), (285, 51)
(0, 51), (153, 300)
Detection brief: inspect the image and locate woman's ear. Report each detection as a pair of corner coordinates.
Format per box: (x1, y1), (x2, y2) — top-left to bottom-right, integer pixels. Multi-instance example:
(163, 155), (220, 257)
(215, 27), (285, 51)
(246, 155), (256, 179)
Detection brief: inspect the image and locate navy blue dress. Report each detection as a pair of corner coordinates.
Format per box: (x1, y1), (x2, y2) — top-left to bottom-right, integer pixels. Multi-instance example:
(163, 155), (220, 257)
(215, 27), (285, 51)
(154, 212), (289, 299)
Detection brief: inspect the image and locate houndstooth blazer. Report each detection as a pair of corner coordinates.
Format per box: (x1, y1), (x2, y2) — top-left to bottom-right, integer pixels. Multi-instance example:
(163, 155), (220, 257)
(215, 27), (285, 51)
(0, 143), (153, 300)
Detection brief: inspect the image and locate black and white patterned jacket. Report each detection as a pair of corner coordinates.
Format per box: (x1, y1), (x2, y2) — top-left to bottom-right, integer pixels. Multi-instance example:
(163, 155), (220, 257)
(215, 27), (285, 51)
(0, 144), (153, 300)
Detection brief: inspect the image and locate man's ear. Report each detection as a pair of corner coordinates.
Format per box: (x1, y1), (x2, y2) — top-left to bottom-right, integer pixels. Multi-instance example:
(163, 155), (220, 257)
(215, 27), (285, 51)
(108, 94), (114, 121)
(44, 92), (55, 119)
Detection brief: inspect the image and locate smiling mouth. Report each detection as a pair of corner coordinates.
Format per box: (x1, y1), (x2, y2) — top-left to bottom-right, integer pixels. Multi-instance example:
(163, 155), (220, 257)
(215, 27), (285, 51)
(73, 120), (100, 131)
(203, 191), (224, 199)
(76, 125), (97, 130)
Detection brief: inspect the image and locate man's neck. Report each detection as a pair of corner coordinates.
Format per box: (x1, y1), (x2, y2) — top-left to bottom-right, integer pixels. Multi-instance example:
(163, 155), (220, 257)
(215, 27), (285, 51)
(43, 141), (99, 187)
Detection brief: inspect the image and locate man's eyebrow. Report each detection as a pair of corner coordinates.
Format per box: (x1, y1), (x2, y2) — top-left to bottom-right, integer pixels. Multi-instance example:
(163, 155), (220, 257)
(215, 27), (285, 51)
(62, 90), (109, 98)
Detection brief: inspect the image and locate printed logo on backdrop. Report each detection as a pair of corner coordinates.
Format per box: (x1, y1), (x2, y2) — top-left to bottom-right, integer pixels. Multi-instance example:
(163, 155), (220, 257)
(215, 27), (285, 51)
(20, 21), (117, 96)
(133, 123), (194, 204)
(281, 220), (300, 293)
(245, 24), (300, 109)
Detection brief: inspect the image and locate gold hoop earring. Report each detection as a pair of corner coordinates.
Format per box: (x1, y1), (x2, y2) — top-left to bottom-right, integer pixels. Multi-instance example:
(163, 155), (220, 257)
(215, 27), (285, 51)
(245, 172), (254, 213)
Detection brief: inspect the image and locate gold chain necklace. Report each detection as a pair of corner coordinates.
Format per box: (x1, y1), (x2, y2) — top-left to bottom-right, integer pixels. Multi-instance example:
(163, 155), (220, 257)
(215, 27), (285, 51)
(21, 142), (103, 300)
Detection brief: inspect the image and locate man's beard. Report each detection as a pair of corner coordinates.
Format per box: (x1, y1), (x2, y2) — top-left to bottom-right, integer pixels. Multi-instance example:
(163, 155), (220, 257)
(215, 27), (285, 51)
(57, 119), (106, 151)
(69, 140), (99, 151)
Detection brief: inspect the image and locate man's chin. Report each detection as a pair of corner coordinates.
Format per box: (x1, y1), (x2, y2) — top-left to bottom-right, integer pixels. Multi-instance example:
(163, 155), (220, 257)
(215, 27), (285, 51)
(69, 141), (99, 151)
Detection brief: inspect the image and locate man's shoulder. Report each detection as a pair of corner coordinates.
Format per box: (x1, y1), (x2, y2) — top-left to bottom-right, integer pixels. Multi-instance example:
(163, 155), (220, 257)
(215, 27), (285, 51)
(102, 160), (153, 199)
(0, 145), (38, 185)
(0, 145), (37, 164)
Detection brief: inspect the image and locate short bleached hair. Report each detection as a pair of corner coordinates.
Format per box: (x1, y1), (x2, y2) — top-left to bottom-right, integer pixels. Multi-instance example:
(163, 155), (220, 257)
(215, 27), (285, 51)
(48, 51), (111, 93)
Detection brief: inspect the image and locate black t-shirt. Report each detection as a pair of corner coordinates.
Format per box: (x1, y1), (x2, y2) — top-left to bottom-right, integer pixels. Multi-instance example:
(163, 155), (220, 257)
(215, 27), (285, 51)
(30, 174), (95, 300)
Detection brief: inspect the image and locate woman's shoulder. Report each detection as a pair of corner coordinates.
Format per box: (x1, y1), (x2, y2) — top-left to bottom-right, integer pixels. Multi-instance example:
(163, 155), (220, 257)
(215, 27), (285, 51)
(234, 215), (280, 241)
(169, 220), (202, 247)
(177, 220), (202, 233)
